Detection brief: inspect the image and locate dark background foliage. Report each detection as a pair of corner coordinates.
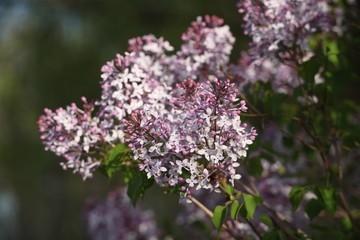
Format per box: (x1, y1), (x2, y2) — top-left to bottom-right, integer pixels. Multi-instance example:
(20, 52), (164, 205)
(0, 0), (248, 239)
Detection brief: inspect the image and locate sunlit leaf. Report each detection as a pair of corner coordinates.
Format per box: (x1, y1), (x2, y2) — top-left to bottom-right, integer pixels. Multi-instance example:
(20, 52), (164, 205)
(212, 205), (227, 231)
(243, 194), (257, 219)
(230, 200), (241, 220)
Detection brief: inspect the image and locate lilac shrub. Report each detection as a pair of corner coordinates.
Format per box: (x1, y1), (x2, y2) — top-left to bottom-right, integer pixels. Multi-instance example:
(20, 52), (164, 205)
(38, 1), (360, 238)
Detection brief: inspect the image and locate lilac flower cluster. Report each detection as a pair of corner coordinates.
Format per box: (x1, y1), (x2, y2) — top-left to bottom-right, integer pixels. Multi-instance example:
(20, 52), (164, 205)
(234, 0), (337, 94)
(99, 37), (172, 126)
(123, 77), (257, 196)
(84, 187), (161, 240)
(170, 15), (235, 83)
(38, 97), (108, 180)
(38, 16), (249, 185)
(237, 0), (332, 59)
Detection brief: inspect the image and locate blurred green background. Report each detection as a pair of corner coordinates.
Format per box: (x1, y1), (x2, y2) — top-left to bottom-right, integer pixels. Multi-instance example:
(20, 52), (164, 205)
(0, 0), (248, 239)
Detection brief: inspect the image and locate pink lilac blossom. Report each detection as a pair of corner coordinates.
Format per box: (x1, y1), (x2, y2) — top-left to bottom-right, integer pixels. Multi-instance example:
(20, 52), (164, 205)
(170, 15), (235, 84)
(123, 77), (257, 196)
(99, 50), (171, 123)
(237, 0), (333, 59)
(84, 187), (161, 240)
(127, 34), (175, 84)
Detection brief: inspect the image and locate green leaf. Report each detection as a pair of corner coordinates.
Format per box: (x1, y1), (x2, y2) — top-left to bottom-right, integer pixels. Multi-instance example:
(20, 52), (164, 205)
(323, 40), (340, 67)
(253, 195), (263, 205)
(243, 194), (257, 219)
(317, 187), (337, 214)
(305, 198), (323, 220)
(230, 200), (241, 220)
(100, 143), (132, 178)
(260, 213), (274, 227)
(225, 185), (234, 196)
(127, 171), (154, 206)
(289, 186), (308, 212)
(341, 217), (352, 232)
(212, 205), (227, 230)
(239, 203), (247, 219)
(103, 144), (128, 164)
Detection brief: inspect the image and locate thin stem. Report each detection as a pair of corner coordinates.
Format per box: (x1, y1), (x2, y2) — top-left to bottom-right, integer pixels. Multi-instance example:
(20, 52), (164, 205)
(187, 195), (213, 218)
(188, 195), (241, 239)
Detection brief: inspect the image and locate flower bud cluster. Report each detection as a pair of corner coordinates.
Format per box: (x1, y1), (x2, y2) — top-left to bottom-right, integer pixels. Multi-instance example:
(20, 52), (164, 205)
(123, 78), (257, 196)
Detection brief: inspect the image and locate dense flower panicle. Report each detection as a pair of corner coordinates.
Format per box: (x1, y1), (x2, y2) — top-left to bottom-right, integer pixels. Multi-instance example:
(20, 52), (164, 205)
(170, 15), (235, 83)
(38, 97), (106, 180)
(124, 77), (257, 196)
(237, 0), (333, 59)
(84, 187), (161, 240)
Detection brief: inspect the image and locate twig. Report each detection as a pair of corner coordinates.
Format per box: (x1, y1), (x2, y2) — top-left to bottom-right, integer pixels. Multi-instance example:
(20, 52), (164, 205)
(187, 195), (213, 218)
(188, 195), (241, 239)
